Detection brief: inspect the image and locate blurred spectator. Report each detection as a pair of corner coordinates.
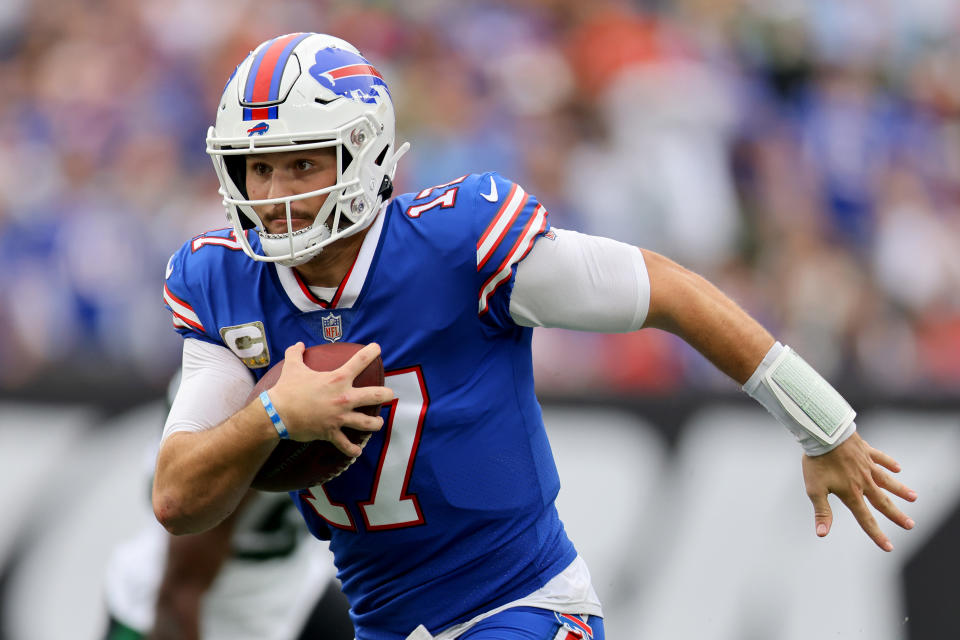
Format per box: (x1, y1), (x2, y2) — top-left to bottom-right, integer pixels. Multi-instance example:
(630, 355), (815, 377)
(1, 0), (959, 396)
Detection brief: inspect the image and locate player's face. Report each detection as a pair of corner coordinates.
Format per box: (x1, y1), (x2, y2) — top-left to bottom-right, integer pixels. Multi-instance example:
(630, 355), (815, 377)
(245, 148), (337, 235)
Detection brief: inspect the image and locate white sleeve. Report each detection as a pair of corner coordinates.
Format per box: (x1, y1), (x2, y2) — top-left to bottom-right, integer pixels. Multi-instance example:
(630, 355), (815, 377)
(509, 228), (651, 332)
(161, 338), (256, 443)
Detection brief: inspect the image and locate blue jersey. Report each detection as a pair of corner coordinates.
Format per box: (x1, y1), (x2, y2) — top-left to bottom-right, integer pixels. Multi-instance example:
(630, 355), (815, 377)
(163, 172), (577, 639)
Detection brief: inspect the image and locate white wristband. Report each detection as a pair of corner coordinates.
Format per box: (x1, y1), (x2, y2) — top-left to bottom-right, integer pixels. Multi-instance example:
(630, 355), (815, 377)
(743, 342), (856, 456)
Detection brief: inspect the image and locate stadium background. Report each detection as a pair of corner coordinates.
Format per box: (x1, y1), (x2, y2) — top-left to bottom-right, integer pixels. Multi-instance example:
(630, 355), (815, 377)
(0, 0), (957, 638)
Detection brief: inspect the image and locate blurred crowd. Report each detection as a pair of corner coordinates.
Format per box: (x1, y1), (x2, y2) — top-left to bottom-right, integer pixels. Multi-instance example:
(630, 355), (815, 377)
(0, 0), (958, 396)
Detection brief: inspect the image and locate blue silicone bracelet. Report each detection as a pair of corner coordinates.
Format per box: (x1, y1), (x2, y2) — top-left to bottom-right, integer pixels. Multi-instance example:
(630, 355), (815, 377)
(259, 390), (289, 439)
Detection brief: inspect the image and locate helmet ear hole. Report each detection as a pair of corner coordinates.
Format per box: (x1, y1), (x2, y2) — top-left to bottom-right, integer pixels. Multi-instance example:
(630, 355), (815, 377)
(238, 212), (256, 230)
(225, 156), (249, 199)
(374, 144), (389, 167)
(223, 156), (255, 230)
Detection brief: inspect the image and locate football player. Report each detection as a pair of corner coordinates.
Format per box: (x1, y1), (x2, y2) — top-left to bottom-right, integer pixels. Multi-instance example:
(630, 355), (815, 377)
(104, 491), (352, 640)
(153, 33), (916, 640)
(103, 373), (354, 640)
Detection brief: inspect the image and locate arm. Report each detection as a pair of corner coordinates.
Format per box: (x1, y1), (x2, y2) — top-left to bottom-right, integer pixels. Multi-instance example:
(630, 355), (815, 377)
(641, 249), (916, 550)
(511, 231), (916, 550)
(509, 230), (772, 378)
(153, 341), (393, 535)
(153, 403), (277, 535)
(147, 497), (246, 640)
(640, 249), (773, 384)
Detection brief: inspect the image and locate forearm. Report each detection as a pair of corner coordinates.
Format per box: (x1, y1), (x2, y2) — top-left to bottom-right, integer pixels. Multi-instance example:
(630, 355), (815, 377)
(148, 503), (239, 639)
(153, 402), (277, 534)
(148, 586), (203, 640)
(640, 249), (774, 385)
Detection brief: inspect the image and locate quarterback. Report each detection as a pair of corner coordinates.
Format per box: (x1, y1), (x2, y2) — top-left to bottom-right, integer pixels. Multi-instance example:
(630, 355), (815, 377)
(153, 33), (916, 640)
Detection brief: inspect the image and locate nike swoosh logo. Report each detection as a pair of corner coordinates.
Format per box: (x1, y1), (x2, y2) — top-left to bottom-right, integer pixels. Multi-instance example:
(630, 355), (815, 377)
(480, 176), (499, 202)
(165, 254), (175, 280)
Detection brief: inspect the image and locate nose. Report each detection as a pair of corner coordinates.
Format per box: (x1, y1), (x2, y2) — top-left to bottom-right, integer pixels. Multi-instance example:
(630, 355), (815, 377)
(265, 169), (297, 201)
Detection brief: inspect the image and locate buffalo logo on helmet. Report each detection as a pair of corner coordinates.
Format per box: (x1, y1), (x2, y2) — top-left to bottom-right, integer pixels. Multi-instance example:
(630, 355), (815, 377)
(309, 48), (390, 105)
(246, 122), (270, 136)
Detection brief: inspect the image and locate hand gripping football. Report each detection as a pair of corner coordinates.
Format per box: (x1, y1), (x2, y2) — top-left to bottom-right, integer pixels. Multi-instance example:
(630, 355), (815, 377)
(249, 343), (385, 492)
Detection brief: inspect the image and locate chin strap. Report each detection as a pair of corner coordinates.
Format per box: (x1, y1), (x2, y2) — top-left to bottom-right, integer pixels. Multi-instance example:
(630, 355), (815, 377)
(377, 176), (394, 200)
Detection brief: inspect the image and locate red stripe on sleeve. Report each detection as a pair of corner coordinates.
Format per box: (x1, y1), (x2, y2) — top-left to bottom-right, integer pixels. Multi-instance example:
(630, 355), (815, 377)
(478, 205), (548, 315)
(163, 283), (194, 312)
(171, 310), (204, 332)
(477, 193), (528, 272)
(476, 182), (520, 261)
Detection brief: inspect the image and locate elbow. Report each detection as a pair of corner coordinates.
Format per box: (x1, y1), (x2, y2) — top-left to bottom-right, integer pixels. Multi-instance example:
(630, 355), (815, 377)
(152, 485), (211, 536)
(153, 491), (194, 535)
(152, 437), (211, 535)
(152, 478), (236, 535)
(641, 249), (704, 333)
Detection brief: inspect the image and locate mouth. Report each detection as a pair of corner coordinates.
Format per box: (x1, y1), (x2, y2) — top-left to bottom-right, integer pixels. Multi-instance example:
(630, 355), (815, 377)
(263, 214), (313, 235)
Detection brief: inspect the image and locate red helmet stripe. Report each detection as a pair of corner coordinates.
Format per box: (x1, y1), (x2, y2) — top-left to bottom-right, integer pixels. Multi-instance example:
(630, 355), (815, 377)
(246, 33), (306, 104)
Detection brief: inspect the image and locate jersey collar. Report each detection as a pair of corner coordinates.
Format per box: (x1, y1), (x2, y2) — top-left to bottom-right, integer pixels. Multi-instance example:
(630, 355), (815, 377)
(273, 203), (387, 312)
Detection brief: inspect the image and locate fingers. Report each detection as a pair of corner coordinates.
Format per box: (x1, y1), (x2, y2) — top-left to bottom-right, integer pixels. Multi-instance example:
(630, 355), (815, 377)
(340, 343), (382, 379)
(806, 434), (919, 551)
(872, 467), (918, 504)
(339, 412), (385, 432)
(807, 491), (833, 538)
(330, 429), (365, 458)
(284, 341), (306, 365)
(331, 417), (382, 457)
(863, 484), (915, 535)
(838, 491), (893, 552)
(820, 475), (914, 552)
(868, 450), (917, 534)
(350, 385), (395, 408)
(869, 447), (902, 473)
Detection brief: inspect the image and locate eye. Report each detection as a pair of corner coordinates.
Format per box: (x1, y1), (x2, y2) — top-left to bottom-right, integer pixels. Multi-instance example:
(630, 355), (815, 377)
(250, 161), (271, 176)
(295, 159), (314, 172)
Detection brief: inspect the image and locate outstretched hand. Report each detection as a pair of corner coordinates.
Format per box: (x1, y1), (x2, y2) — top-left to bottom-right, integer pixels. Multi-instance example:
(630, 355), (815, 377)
(801, 432), (916, 551)
(268, 342), (394, 457)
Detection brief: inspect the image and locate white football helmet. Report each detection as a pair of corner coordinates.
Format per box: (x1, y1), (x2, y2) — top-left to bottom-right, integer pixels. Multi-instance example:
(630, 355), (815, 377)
(207, 33), (409, 266)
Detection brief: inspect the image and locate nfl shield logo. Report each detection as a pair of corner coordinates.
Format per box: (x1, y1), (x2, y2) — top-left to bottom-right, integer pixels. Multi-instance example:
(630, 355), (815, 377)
(321, 313), (342, 342)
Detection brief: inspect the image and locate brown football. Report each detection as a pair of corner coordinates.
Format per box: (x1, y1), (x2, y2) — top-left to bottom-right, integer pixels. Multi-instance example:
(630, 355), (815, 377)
(248, 342), (385, 492)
